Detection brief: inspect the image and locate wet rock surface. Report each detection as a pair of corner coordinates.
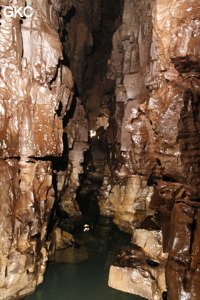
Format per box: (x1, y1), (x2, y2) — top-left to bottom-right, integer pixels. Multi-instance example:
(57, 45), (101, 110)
(0, 0), (87, 299)
(109, 243), (167, 300)
(99, 0), (200, 299)
(0, 0), (200, 299)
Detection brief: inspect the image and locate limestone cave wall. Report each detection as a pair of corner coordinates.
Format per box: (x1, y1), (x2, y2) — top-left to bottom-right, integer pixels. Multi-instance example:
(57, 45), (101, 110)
(99, 0), (200, 299)
(0, 0), (88, 298)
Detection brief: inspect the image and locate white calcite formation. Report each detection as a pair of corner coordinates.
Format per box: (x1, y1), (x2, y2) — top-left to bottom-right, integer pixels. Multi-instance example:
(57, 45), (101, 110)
(99, 175), (154, 232)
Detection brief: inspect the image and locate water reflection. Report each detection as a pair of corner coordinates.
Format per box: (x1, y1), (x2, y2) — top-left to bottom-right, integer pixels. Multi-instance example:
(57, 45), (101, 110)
(27, 217), (145, 300)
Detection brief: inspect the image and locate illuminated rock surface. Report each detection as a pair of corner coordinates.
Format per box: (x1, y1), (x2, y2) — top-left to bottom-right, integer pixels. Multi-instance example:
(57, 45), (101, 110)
(101, 0), (200, 299)
(0, 0), (87, 298)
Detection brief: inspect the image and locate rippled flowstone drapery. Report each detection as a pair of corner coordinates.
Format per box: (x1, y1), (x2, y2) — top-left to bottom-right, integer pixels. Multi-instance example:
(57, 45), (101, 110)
(0, 0), (87, 299)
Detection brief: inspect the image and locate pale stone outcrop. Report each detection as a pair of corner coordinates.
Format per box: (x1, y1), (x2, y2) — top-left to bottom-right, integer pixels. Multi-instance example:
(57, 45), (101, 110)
(109, 227), (168, 299)
(99, 175), (154, 232)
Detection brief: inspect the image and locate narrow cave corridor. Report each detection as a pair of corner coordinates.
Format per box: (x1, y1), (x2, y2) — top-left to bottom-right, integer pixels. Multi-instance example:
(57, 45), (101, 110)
(0, 0), (200, 300)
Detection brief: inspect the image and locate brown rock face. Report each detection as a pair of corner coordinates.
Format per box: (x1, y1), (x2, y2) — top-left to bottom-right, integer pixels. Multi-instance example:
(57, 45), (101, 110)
(0, 1), (83, 298)
(64, 0), (102, 95)
(0, 158), (54, 298)
(99, 0), (156, 232)
(103, 0), (200, 299)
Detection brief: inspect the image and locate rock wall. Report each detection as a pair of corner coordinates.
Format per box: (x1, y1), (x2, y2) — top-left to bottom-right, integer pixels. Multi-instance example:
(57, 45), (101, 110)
(63, 0), (102, 95)
(99, 0), (155, 232)
(0, 0), (88, 298)
(101, 0), (200, 299)
(152, 1), (200, 299)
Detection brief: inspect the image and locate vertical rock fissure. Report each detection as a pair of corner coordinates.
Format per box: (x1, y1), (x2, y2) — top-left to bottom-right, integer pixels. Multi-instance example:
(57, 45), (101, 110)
(58, 0), (123, 224)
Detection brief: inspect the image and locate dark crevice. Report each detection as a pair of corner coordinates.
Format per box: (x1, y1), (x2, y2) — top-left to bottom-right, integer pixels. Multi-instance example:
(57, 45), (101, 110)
(162, 175), (177, 183)
(62, 95), (77, 128)
(146, 259), (160, 267)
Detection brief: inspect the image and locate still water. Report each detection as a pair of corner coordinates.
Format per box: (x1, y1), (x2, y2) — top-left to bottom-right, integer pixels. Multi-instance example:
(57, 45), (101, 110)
(27, 217), (145, 300)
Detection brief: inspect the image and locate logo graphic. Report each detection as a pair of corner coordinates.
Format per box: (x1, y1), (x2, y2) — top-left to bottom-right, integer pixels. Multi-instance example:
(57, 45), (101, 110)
(1, 6), (33, 18)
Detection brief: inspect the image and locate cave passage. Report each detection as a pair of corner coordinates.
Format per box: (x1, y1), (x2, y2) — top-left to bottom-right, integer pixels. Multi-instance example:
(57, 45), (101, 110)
(27, 218), (145, 300)
(29, 0), (144, 299)
(26, 1), (146, 299)
(0, 0), (199, 299)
